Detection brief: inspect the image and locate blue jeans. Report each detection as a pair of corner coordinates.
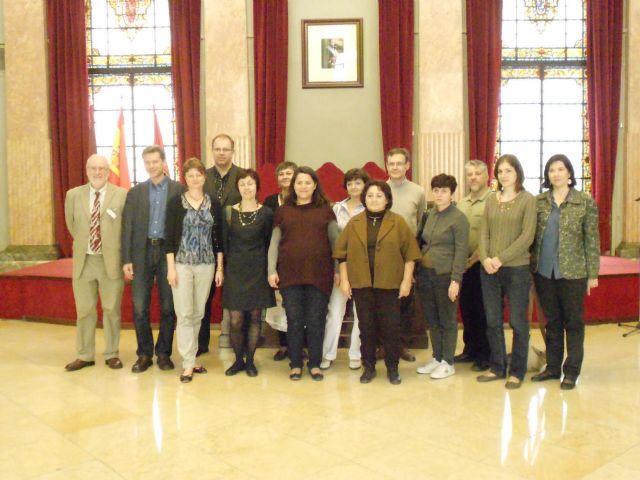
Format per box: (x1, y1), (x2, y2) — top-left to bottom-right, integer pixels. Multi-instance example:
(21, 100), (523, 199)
(131, 243), (175, 357)
(281, 285), (329, 369)
(480, 265), (531, 380)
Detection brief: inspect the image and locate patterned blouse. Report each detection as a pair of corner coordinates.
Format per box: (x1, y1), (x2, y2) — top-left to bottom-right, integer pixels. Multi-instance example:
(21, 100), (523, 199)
(176, 194), (216, 265)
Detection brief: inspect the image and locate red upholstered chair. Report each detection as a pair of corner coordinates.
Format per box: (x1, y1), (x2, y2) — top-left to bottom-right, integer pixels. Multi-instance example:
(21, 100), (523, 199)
(362, 161), (389, 181)
(316, 162), (347, 203)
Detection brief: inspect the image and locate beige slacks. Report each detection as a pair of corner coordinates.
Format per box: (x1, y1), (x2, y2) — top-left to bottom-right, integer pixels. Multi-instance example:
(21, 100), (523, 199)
(71, 254), (124, 361)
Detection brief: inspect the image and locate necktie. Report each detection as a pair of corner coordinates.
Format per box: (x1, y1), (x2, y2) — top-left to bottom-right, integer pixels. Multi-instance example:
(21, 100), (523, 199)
(90, 191), (102, 253)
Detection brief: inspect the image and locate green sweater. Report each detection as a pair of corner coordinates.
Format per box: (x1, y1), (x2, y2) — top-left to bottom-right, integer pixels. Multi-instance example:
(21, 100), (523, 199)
(479, 191), (536, 267)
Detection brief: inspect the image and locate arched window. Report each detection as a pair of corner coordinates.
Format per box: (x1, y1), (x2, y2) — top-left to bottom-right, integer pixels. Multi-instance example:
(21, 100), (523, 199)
(499, 0), (589, 193)
(86, 0), (176, 184)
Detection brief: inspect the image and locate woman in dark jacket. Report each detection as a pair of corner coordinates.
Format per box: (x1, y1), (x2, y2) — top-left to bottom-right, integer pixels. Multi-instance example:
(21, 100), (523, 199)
(333, 180), (421, 385)
(530, 154), (600, 390)
(166, 158), (223, 383)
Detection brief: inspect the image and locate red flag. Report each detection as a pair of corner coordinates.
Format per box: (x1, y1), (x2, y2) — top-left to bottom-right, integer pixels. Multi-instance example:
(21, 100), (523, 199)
(108, 109), (131, 189)
(152, 106), (169, 176)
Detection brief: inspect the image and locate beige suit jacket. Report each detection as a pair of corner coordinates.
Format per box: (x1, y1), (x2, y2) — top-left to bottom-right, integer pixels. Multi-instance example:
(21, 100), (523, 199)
(64, 183), (128, 279)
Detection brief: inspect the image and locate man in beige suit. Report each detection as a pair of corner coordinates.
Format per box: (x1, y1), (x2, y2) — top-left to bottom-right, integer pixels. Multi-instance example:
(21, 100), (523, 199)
(64, 154), (128, 371)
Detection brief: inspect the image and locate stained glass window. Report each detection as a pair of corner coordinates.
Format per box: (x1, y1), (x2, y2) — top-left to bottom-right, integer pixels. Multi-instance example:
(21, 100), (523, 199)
(498, 0), (589, 193)
(86, 0), (176, 184)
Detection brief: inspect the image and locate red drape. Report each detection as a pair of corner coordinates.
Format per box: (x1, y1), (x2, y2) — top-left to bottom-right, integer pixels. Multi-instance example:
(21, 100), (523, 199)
(378, 0), (414, 175)
(47, 0), (93, 257)
(586, 0), (623, 253)
(466, 0), (502, 174)
(253, 0), (288, 168)
(169, 0), (201, 173)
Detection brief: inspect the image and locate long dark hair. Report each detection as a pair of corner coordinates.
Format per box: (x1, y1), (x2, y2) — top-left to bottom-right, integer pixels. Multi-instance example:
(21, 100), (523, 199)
(494, 154), (525, 192)
(284, 166), (330, 208)
(542, 154), (577, 189)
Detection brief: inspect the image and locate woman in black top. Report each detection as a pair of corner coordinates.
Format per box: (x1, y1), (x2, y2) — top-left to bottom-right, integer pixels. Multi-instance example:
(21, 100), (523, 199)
(222, 169), (275, 377)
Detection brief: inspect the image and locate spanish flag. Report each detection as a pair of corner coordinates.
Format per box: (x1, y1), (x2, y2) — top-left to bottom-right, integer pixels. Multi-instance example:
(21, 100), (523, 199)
(108, 109), (131, 189)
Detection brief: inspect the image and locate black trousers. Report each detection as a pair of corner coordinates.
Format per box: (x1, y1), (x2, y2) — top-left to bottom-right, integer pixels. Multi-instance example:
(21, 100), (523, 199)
(353, 288), (401, 370)
(399, 286), (415, 349)
(534, 273), (587, 380)
(458, 262), (490, 361)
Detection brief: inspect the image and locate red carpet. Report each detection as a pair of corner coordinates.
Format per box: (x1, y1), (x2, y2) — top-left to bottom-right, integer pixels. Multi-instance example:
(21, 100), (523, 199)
(0, 256), (637, 325)
(0, 258), (223, 326)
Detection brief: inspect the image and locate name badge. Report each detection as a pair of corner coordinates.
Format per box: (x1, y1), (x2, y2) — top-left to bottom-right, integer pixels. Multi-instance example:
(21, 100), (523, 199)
(106, 209), (117, 219)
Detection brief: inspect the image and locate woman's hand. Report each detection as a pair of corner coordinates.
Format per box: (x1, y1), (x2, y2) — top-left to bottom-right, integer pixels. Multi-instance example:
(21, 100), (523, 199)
(167, 266), (178, 288)
(268, 273), (279, 289)
(448, 280), (460, 302)
(333, 273), (341, 288)
(215, 269), (224, 287)
(482, 258), (497, 274)
(340, 278), (352, 299)
(587, 278), (598, 295)
(489, 257), (503, 272)
(398, 279), (412, 299)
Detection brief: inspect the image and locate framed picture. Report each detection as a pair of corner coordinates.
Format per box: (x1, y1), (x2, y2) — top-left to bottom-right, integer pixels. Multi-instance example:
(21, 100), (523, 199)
(302, 18), (363, 89)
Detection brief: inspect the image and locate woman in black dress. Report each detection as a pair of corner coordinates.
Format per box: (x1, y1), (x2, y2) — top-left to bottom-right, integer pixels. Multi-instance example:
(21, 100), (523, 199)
(221, 169), (275, 377)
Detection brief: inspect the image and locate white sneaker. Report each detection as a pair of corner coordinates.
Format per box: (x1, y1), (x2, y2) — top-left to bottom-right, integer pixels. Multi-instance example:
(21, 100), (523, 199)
(320, 359), (332, 370)
(349, 359), (362, 370)
(430, 361), (455, 379)
(417, 358), (441, 374)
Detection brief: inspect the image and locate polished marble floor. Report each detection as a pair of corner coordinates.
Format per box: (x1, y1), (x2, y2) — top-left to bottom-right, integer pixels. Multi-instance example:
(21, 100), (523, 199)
(0, 320), (639, 479)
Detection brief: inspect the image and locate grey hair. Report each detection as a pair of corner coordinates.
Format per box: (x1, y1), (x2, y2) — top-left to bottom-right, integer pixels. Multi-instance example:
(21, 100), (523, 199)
(464, 159), (488, 174)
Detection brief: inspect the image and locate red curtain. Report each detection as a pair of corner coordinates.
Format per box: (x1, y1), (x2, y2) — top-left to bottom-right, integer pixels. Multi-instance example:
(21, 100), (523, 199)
(169, 0), (201, 173)
(586, 0), (623, 253)
(47, 0), (93, 257)
(253, 0), (288, 168)
(466, 0), (502, 174)
(378, 0), (414, 173)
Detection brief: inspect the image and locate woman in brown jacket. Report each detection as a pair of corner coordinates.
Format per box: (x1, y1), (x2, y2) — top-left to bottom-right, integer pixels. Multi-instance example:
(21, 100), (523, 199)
(333, 180), (421, 385)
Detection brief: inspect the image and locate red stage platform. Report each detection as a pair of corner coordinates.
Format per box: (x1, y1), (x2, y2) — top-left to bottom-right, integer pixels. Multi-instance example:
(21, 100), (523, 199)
(0, 256), (638, 325)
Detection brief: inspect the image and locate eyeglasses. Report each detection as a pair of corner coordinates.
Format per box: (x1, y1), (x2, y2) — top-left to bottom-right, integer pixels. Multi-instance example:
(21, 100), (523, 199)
(88, 166), (109, 172)
(213, 148), (233, 153)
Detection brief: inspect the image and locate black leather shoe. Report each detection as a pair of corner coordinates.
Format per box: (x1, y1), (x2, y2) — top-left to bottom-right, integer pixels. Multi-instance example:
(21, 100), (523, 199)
(309, 368), (324, 381)
(105, 357), (123, 369)
(531, 370), (561, 382)
(65, 359), (95, 372)
(156, 356), (175, 371)
(454, 352), (475, 363)
(193, 366), (207, 374)
(387, 369), (402, 385)
(245, 363), (258, 377)
(131, 355), (153, 373)
(471, 360), (490, 372)
(360, 367), (377, 384)
(225, 360), (245, 376)
(560, 378), (577, 390)
(400, 349), (416, 362)
(273, 349), (288, 361)
(180, 373), (193, 383)
(289, 369), (302, 381)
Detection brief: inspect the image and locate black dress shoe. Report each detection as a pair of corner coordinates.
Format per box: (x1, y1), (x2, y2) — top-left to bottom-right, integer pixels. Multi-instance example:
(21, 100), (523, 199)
(471, 360), (490, 372)
(65, 359), (95, 372)
(309, 368), (324, 381)
(193, 366), (207, 374)
(531, 370), (561, 382)
(225, 360), (245, 376)
(245, 363), (258, 377)
(360, 367), (377, 384)
(400, 349), (416, 362)
(273, 349), (288, 361)
(156, 356), (175, 371)
(454, 352), (475, 363)
(131, 356), (153, 373)
(180, 373), (193, 383)
(560, 378), (576, 390)
(387, 369), (402, 385)
(289, 370), (302, 381)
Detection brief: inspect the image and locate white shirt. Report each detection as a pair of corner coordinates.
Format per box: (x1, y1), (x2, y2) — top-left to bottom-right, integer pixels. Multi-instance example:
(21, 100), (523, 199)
(332, 198), (365, 231)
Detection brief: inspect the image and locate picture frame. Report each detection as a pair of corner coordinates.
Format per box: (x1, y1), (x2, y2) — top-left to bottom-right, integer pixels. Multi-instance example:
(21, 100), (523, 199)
(301, 18), (363, 89)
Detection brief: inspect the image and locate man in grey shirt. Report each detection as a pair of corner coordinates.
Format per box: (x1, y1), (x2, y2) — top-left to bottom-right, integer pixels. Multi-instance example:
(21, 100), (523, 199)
(386, 147), (426, 362)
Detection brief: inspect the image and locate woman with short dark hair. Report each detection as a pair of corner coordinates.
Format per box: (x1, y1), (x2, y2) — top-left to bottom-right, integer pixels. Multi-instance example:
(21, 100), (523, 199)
(334, 180), (421, 385)
(416, 174), (469, 380)
(221, 169), (275, 377)
(530, 154), (600, 390)
(477, 154), (536, 389)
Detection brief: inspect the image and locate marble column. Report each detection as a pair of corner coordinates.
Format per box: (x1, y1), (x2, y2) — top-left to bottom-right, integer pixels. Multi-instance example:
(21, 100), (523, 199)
(416, 0), (466, 201)
(3, 0), (55, 250)
(202, 0), (253, 169)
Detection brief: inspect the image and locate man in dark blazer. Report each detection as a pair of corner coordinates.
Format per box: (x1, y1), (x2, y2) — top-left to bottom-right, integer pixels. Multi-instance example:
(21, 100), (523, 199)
(200, 133), (242, 354)
(121, 145), (183, 372)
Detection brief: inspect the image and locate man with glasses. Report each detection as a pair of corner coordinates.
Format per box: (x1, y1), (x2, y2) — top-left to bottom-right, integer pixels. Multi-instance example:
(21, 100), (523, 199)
(201, 133), (242, 354)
